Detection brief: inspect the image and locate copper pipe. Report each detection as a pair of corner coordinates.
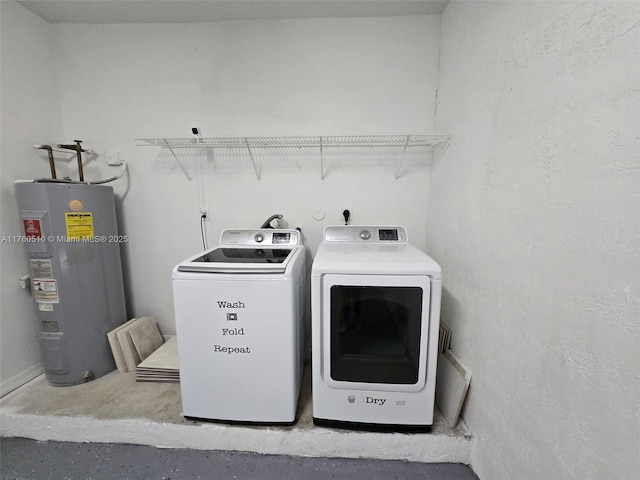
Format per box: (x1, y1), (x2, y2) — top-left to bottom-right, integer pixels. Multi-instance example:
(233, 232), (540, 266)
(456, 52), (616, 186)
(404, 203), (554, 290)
(34, 144), (56, 179)
(57, 140), (85, 182)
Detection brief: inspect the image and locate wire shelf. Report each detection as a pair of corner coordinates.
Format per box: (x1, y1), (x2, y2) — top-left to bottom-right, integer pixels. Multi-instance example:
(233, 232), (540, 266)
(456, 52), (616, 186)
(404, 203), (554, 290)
(136, 134), (450, 180)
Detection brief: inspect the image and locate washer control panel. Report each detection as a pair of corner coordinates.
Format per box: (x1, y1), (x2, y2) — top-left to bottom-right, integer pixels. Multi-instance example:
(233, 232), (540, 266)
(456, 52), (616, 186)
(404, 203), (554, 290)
(323, 226), (407, 243)
(220, 229), (301, 246)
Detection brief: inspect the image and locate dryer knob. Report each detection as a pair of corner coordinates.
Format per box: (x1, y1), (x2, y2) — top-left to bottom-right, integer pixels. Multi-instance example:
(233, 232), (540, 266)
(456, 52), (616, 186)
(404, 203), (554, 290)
(254, 233), (264, 243)
(359, 230), (371, 240)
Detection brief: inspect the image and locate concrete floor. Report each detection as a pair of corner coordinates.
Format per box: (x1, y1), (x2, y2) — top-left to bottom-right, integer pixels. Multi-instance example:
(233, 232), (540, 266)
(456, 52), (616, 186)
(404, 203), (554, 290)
(0, 367), (475, 472)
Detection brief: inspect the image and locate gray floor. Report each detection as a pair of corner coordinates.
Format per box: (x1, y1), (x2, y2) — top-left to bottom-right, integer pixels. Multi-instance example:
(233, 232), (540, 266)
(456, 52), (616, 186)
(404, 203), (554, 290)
(0, 437), (478, 480)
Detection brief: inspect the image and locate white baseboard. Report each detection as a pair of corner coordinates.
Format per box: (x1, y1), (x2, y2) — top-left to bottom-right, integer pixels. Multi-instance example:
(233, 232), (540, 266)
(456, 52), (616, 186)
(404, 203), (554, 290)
(0, 363), (43, 398)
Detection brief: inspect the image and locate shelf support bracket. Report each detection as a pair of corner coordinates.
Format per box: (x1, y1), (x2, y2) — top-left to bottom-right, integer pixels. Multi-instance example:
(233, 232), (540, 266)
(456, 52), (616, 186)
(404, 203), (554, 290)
(433, 138), (450, 161)
(245, 138), (260, 180)
(164, 140), (192, 181)
(320, 136), (325, 180)
(394, 135), (411, 179)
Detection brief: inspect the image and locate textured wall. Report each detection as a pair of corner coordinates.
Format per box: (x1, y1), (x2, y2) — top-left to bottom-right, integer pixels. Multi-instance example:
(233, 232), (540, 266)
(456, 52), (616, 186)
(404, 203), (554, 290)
(430, 2), (640, 478)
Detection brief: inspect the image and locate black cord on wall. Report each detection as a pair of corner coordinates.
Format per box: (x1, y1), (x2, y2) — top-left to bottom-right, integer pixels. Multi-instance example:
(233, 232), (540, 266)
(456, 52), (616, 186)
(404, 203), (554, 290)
(200, 212), (208, 251)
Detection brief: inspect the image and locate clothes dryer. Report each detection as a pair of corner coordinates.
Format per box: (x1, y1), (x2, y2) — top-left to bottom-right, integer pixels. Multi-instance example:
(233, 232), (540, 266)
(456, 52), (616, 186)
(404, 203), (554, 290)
(172, 229), (305, 424)
(311, 226), (441, 431)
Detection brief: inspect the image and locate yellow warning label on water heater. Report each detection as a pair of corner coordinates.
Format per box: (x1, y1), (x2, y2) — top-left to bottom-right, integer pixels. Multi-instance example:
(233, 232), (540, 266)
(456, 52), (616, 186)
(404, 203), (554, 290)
(65, 212), (94, 239)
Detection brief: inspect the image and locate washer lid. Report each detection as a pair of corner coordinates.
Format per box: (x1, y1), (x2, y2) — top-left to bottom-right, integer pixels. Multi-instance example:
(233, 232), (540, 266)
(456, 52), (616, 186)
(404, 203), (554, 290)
(177, 228), (302, 274)
(177, 246), (297, 274)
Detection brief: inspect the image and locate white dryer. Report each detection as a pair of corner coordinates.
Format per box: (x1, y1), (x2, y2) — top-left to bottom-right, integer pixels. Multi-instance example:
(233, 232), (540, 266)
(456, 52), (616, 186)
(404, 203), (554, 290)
(311, 226), (441, 432)
(172, 229), (305, 424)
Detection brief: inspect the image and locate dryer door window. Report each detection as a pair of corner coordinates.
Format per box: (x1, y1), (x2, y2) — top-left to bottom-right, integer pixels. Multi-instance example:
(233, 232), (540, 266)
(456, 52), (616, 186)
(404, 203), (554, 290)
(322, 274), (431, 391)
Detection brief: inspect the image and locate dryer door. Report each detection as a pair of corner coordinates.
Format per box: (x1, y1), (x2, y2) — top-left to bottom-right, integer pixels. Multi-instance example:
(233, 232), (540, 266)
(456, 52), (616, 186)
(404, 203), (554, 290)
(322, 274), (431, 392)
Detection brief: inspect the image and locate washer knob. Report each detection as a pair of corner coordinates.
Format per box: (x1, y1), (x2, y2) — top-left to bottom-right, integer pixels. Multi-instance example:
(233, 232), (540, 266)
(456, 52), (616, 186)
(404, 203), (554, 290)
(359, 230), (371, 240)
(254, 233), (264, 243)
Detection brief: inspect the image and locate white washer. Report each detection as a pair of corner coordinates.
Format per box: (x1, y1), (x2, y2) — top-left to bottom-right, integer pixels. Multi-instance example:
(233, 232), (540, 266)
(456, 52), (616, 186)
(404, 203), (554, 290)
(172, 229), (305, 424)
(311, 226), (441, 431)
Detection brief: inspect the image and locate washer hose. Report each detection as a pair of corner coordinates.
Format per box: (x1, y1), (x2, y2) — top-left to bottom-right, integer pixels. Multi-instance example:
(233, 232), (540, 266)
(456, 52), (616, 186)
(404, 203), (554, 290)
(260, 214), (283, 229)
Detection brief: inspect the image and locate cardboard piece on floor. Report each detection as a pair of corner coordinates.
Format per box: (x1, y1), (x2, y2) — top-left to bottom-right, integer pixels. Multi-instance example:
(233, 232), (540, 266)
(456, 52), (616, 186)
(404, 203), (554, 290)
(136, 376), (179, 383)
(439, 322), (452, 353)
(116, 317), (151, 371)
(107, 321), (130, 373)
(129, 317), (164, 361)
(436, 349), (472, 428)
(108, 317), (150, 373)
(137, 336), (178, 370)
(135, 336), (179, 383)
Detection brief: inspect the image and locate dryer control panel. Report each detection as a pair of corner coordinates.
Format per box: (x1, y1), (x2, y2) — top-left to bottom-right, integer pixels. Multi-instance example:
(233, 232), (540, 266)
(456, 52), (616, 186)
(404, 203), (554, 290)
(323, 226), (407, 243)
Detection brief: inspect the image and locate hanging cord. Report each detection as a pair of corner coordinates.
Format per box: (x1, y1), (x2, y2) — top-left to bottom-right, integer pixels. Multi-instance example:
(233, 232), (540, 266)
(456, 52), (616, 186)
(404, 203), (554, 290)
(195, 150), (208, 251)
(200, 211), (208, 251)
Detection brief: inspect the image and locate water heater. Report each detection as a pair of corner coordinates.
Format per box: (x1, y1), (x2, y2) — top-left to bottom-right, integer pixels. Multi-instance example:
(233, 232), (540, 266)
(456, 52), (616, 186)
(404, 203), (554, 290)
(15, 181), (127, 386)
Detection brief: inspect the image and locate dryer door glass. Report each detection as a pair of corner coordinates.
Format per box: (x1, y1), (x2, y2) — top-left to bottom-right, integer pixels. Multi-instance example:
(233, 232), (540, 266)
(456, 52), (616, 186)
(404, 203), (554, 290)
(330, 285), (423, 384)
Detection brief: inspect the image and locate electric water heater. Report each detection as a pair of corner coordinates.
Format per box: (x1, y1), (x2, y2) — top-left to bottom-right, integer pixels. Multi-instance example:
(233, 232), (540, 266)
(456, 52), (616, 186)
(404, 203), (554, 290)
(15, 181), (127, 386)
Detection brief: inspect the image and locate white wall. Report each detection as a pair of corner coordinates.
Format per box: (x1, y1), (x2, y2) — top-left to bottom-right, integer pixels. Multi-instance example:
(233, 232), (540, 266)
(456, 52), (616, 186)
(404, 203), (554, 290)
(430, 2), (640, 479)
(49, 16), (441, 336)
(0, 1), (65, 395)
(0, 6), (441, 394)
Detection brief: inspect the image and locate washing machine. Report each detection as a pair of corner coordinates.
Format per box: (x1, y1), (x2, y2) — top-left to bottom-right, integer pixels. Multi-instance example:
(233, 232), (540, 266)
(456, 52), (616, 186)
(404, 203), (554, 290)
(311, 225), (441, 432)
(172, 228), (306, 424)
